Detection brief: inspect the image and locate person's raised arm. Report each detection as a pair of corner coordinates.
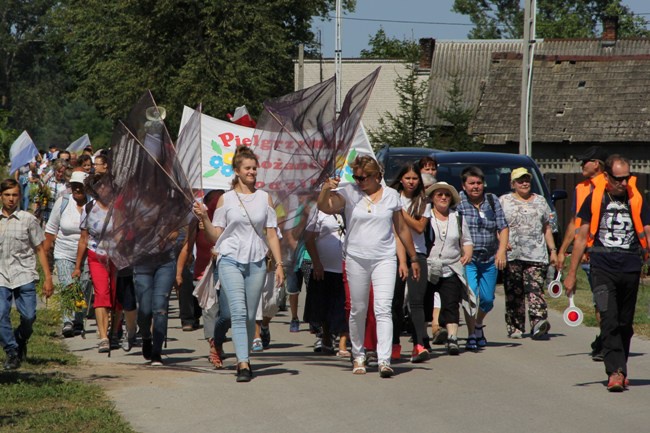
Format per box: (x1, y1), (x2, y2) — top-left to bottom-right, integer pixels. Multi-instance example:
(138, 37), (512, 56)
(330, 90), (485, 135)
(317, 177), (345, 215)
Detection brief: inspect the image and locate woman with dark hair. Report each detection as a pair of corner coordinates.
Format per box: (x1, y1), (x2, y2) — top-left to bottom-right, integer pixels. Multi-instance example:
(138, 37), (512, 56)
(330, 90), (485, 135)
(93, 154), (111, 175)
(389, 164), (431, 363)
(77, 154), (93, 174)
(318, 155), (420, 378)
(72, 173), (121, 353)
(193, 146), (284, 382)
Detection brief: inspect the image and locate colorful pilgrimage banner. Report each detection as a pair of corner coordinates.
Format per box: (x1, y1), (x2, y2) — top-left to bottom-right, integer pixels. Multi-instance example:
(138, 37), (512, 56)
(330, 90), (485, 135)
(179, 105), (376, 191)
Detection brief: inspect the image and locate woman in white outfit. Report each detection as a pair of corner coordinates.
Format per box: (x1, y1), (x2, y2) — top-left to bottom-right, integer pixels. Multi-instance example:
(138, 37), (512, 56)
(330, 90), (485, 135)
(317, 156), (420, 378)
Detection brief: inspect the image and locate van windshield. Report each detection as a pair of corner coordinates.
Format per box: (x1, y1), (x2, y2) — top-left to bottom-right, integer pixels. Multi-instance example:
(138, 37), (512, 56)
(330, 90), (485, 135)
(435, 164), (545, 198)
(383, 155), (427, 185)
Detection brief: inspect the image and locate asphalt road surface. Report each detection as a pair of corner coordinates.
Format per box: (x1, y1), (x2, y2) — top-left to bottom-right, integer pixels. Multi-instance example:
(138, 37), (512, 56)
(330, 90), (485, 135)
(64, 287), (650, 433)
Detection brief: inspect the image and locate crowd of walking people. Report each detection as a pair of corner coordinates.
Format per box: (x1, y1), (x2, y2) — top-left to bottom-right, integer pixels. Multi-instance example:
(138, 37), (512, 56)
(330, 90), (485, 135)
(1, 144), (647, 392)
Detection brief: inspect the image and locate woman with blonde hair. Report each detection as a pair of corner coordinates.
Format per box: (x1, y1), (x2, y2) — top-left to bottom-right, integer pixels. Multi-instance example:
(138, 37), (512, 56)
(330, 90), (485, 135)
(318, 155), (420, 378)
(194, 146), (284, 382)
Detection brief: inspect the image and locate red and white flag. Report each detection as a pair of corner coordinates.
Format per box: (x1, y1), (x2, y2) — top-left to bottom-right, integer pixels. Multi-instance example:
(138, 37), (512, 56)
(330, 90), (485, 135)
(227, 105), (256, 128)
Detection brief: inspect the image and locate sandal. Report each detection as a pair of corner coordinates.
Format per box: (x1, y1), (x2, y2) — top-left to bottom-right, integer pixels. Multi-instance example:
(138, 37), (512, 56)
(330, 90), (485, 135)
(336, 349), (352, 359)
(208, 339), (224, 369)
(475, 325), (487, 348)
(379, 362), (394, 378)
(352, 357), (366, 375)
(466, 335), (478, 351)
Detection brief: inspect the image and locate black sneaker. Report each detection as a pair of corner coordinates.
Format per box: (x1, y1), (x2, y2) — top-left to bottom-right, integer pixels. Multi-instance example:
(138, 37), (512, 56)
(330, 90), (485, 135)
(236, 365), (252, 383)
(142, 338), (152, 361)
(62, 322), (75, 338)
(3, 352), (21, 370)
(260, 326), (271, 349)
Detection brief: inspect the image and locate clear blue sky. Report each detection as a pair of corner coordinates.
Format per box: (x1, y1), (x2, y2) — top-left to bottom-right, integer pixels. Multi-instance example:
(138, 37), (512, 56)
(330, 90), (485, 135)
(312, 0), (650, 57)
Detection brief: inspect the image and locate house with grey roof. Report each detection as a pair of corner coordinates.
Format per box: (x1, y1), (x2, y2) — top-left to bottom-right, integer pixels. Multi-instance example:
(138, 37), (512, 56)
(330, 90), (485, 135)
(296, 21), (650, 161)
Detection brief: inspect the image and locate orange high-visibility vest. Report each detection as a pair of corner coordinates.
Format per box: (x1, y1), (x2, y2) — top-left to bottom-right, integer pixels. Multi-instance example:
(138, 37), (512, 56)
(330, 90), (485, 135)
(587, 176), (648, 255)
(574, 172), (606, 235)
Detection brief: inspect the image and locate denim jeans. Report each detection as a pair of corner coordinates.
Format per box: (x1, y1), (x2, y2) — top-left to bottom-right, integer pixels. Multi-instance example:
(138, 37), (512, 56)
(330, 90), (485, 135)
(0, 282), (37, 355)
(217, 256), (266, 363)
(134, 259), (176, 356)
(55, 258), (91, 326)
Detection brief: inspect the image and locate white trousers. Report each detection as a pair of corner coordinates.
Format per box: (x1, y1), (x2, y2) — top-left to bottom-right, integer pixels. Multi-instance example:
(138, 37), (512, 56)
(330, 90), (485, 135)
(345, 254), (397, 364)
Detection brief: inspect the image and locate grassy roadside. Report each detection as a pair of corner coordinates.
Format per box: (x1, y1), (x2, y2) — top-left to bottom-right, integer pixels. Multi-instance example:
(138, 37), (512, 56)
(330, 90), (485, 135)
(545, 261), (650, 339)
(0, 308), (135, 433)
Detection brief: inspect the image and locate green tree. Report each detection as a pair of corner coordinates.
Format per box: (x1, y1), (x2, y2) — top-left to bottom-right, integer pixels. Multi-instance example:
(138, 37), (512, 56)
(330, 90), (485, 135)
(435, 74), (478, 151)
(360, 27), (420, 61)
(452, 0), (650, 39)
(53, 0), (356, 132)
(368, 65), (432, 148)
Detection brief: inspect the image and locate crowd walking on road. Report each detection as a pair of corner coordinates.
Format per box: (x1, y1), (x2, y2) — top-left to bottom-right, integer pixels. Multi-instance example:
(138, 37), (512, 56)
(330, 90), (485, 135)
(2, 144), (649, 393)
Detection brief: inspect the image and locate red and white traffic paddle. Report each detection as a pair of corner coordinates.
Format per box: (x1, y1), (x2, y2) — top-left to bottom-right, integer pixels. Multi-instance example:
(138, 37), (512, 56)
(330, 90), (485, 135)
(547, 269), (563, 298)
(563, 294), (584, 327)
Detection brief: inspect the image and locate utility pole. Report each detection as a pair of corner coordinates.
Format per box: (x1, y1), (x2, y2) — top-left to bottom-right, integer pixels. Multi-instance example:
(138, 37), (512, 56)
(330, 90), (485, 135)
(335, 0), (342, 115)
(520, 0), (536, 156)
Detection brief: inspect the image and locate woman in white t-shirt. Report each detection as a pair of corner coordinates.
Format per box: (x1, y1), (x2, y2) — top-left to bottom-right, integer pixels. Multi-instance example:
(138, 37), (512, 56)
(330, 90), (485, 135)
(317, 155), (420, 378)
(44, 171), (91, 337)
(194, 146), (284, 383)
(389, 164), (432, 363)
(304, 208), (348, 356)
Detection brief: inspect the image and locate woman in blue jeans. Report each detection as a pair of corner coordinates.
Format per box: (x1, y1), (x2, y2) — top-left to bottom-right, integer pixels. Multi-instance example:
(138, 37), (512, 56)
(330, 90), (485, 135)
(194, 146), (284, 382)
(133, 255), (179, 366)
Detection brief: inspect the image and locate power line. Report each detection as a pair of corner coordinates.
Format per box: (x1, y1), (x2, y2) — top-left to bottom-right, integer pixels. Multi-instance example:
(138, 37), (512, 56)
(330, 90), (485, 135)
(322, 15), (473, 27)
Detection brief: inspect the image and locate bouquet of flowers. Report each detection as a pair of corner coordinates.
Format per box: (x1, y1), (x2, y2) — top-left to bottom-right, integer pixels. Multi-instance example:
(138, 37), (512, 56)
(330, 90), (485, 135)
(54, 278), (88, 318)
(29, 182), (51, 219)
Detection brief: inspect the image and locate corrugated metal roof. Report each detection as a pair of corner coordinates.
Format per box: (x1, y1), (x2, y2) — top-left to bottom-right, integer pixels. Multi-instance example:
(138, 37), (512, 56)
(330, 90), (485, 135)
(426, 40), (523, 124)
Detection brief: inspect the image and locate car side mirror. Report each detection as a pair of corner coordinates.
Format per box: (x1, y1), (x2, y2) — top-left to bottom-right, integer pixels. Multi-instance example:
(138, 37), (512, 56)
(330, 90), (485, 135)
(551, 189), (568, 203)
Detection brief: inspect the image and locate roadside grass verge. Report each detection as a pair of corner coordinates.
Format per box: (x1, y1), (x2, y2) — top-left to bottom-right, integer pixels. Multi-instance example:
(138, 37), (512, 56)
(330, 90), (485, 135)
(546, 262), (650, 339)
(0, 308), (135, 433)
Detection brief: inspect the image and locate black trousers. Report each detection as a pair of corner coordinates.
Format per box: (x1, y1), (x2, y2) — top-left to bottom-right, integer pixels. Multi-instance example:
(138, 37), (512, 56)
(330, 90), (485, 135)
(591, 267), (640, 377)
(434, 274), (463, 327)
(178, 265), (201, 326)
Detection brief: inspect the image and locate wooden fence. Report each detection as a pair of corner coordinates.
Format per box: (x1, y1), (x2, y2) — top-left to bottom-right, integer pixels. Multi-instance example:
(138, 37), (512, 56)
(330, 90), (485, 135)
(543, 171), (650, 236)
(538, 159), (650, 174)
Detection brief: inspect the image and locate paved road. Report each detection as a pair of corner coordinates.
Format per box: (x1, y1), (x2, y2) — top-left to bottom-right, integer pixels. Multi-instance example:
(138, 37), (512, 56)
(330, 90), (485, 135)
(64, 288), (650, 433)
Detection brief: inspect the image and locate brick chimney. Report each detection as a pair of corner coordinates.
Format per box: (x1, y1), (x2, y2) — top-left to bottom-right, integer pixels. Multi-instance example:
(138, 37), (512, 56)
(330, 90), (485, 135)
(602, 16), (619, 42)
(419, 38), (435, 71)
